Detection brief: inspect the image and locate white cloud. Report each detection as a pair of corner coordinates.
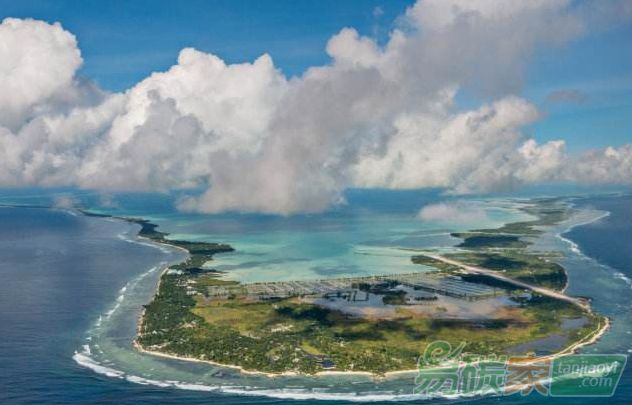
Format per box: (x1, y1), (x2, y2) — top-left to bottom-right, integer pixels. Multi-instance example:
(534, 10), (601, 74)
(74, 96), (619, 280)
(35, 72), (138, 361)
(564, 145), (632, 185)
(418, 202), (489, 225)
(0, 2), (631, 215)
(0, 18), (83, 130)
(405, 0), (577, 31)
(351, 96), (549, 193)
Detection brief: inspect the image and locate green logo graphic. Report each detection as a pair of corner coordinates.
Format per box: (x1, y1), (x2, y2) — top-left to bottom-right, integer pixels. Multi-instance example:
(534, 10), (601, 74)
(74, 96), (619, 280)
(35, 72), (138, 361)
(550, 355), (627, 397)
(414, 341), (627, 397)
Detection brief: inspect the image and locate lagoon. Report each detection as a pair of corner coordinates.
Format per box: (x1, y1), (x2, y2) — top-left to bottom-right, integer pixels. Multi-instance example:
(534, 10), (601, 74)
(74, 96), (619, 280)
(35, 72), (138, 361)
(1, 190), (631, 403)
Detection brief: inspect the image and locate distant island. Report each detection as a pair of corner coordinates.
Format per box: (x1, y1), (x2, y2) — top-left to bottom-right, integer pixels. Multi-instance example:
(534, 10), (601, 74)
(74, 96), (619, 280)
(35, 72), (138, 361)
(92, 198), (609, 376)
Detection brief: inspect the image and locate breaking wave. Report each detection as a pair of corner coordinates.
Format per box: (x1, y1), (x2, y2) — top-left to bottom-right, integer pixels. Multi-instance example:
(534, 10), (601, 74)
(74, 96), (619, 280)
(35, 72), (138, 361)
(614, 272), (632, 290)
(73, 203), (621, 401)
(556, 210), (610, 256)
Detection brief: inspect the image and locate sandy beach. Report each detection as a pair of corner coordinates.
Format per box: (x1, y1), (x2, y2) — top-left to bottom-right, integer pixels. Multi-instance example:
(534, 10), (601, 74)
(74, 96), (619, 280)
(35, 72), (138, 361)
(129, 211), (612, 380)
(134, 294), (611, 380)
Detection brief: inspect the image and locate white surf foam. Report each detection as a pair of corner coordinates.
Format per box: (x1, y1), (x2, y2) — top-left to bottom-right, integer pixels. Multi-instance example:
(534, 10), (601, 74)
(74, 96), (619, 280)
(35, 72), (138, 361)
(91, 262), (163, 330)
(72, 338), (472, 402)
(74, 326), (558, 403)
(126, 375), (173, 387)
(118, 233), (173, 254)
(556, 210), (610, 256)
(72, 213), (508, 401)
(614, 272), (632, 290)
(71, 351), (496, 403)
(73, 350), (124, 379)
(104, 281), (132, 319)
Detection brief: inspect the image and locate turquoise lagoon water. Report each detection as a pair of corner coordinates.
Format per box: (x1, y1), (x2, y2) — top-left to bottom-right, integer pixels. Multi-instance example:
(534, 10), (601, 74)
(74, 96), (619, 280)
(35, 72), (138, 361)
(1, 189), (631, 403)
(93, 191), (535, 284)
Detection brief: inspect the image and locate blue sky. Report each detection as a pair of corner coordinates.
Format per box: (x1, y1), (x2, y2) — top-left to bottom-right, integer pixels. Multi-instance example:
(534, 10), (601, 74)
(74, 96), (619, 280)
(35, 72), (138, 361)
(0, 0), (410, 88)
(1, 0), (631, 215)
(1, 0), (630, 151)
(2, 0), (630, 152)
(525, 19), (632, 151)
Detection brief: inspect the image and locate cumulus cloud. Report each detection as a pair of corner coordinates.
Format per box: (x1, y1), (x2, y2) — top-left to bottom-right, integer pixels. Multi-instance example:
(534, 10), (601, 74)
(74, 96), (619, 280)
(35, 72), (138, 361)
(418, 202), (489, 226)
(0, 2), (631, 215)
(564, 145), (632, 184)
(352, 96), (548, 193)
(0, 18), (92, 130)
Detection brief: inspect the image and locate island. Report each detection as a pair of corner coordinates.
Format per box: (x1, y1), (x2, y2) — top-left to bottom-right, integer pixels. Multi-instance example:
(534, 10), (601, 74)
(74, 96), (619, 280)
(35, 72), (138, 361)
(93, 198), (608, 377)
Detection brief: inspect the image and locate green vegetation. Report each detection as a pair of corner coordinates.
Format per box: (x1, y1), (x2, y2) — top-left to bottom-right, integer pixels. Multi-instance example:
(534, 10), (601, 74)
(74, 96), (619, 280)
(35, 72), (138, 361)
(451, 232), (531, 249)
(382, 290), (406, 305)
(131, 198), (603, 375)
(447, 251), (566, 290)
(473, 200), (570, 236)
(138, 273), (200, 344)
(81, 212), (234, 274)
(518, 294), (598, 337)
(411, 255), (461, 273)
(412, 199), (571, 290)
(138, 274), (602, 375)
(121, 217), (234, 273)
(446, 199), (570, 249)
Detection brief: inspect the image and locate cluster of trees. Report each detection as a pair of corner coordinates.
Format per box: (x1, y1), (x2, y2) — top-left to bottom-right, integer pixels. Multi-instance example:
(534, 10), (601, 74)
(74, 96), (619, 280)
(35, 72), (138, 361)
(137, 273), (200, 347)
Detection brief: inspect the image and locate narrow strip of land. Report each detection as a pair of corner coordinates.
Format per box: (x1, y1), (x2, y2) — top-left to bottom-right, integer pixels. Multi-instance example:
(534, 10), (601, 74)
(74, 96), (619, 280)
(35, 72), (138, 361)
(419, 252), (591, 312)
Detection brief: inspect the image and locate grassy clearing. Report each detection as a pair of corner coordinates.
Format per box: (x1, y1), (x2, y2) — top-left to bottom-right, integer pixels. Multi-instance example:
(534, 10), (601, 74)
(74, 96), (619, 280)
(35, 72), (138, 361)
(445, 251), (567, 290)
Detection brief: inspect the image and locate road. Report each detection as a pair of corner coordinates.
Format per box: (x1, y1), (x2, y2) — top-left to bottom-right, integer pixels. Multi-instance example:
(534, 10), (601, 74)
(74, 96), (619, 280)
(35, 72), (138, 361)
(421, 252), (591, 312)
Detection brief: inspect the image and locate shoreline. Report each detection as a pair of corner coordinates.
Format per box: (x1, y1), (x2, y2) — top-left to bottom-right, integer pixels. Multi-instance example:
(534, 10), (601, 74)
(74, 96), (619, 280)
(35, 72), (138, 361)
(555, 210), (611, 257)
(1, 201), (612, 380)
(555, 208), (611, 294)
(128, 200), (612, 380)
(133, 314), (610, 380)
(133, 250), (610, 380)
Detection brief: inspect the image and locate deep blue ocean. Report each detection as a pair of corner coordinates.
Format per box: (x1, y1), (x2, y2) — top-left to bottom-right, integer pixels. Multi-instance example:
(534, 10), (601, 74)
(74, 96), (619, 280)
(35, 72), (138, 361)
(0, 192), (630, 404)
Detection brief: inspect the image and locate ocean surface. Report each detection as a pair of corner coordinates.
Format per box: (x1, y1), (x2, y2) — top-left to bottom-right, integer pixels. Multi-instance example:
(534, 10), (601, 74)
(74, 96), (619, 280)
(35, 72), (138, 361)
(0, 190), (630, 404)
